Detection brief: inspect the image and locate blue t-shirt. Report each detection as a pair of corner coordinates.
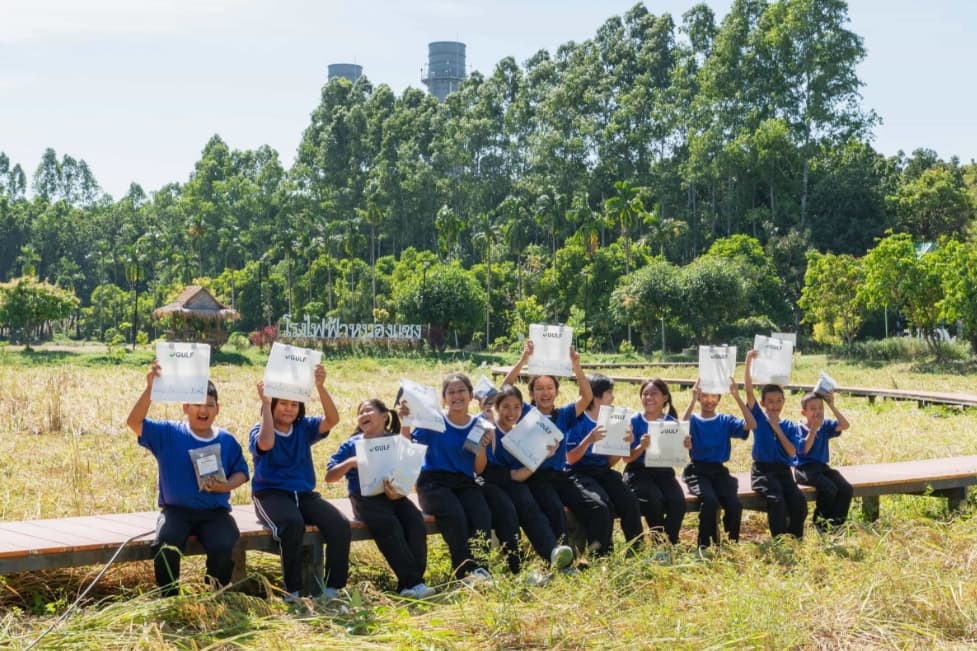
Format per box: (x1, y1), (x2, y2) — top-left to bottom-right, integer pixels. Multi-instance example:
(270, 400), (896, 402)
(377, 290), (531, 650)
(565, 413), (609, 469)
(794, 419), (841, 465)
(485, 424), (519, 469)
(689, 413), (749, 463)
(327, 433), (368, 496)
(626, 412), (676, 470)
(749, 402), (797, 466)
(412, 414), (484, 476)
(249, 416), (327, 493)
(533, 402), (578, 472)
(138, 419), (249, 510)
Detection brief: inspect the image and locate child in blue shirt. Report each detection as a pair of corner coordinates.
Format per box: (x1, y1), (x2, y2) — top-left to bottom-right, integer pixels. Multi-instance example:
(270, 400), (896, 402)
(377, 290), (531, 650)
(399, 373), (495, 583)
(502, 340), (597, 553)
(565, 374), (644, 554)
(623, 378), (687, 545)
(681, 377), (755, 548)
(126, 359), (249, 596)
(793, 391), (852, 531)
(326, 398), (433, 599)
(249, 364), (350, 600)
(744, 350), (807, 538)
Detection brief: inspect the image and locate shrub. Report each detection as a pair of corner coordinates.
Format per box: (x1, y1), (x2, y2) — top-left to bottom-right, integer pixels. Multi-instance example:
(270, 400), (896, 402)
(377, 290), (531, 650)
(225, 332), (250, 351)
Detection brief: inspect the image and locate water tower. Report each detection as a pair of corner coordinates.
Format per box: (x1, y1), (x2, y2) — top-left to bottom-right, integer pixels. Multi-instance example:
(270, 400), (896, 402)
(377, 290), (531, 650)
(328, 63), (363, 84)
(421, 41), (466, 102)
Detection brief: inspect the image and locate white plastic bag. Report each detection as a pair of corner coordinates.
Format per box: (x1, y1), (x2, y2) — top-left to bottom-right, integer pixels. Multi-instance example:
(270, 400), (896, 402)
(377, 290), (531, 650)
(151, 342), (211, 403)
(388, 439), (427, 496)
(771, 332), (797, 347)
(524, 324), (573, 377)
(355, 436), (402, 497)
(643, 420), (691, 468)
(262, 342), (323, 402)
(399, 379), (446, 433)
(814, 370), (837, 398)
(698, 345), (737, 395)
(591, 405), (632, 457)
(501, 407), (564, 472)
(473, 375), (498, 403)
(752, 335), (794, 385)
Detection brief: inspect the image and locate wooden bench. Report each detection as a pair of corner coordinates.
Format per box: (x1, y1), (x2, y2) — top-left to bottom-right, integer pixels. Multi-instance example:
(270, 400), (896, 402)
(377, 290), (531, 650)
(491, 366), (977, 409)
(1, 457), (974, 593)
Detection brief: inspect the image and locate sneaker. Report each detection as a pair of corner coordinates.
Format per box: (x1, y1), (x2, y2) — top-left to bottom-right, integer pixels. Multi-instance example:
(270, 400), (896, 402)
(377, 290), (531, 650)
(462, 567), (493, 587)
(523, 570), (551, 587)
(652, 550), (672, 564)
(283, 591), (302, 604)
(558, 566), (581, 577)
(399, 583), (436, 599)
(549, 544), (574, 570)
(320, 587), (340, 601)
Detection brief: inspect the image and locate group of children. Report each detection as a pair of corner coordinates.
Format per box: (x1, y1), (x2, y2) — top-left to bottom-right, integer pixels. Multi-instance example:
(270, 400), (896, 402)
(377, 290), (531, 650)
(126, 342), (851, 601)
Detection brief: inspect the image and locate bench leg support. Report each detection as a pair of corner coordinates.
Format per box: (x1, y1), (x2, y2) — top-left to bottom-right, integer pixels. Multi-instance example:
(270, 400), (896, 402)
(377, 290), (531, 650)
(934, 487), (969, 514)
(230, 546), (247, 585)
(861, 495), (880, 522)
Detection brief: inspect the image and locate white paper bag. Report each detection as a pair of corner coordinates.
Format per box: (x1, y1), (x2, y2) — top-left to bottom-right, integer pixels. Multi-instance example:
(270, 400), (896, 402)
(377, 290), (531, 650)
(771, 332), (797, 347)
(698, 345), (737, 395)
(501, 407), (564, 472)
(399, 379), (446, 433)
(643, 420), (690, 468)
(752, 335), (794, 385)
(524, 324), (573, 377)
(151, 342), (211, 403)
(814, 370), (837, 398)
(389, 439), (427, 496)
(591, 405), (632, 457)
(355, 436), (401, 497)
(262, 342), (323, 403)
(473, 375), (498, 402)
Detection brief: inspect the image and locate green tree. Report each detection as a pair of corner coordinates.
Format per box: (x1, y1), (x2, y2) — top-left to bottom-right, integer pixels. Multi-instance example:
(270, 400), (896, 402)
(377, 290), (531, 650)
(798, 250), (865, 350)
(392, 263), (487, 351)
(888, 167), (975, 241)
(610, 257), (681, 353)
(679, 255), (748, 344)
(0, 277), (79, 347)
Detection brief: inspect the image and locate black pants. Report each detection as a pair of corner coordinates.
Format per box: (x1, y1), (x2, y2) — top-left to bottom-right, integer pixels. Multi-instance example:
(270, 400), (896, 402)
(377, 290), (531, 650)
(572, 466), (644, 552)
(253, 490), (351, 594)
(624, 465), (687, 544)
(482, 465), (559, 567)
(481, 477), (522, 573)
(350, 493), (427, 591)
(152, 506), (239, 596)
(795, 462), (853, 528)
(683, 462), (742, 547)
(527, 469), (613, 554)
(416, 470), (491, 578)
(751, 462), (807, 538)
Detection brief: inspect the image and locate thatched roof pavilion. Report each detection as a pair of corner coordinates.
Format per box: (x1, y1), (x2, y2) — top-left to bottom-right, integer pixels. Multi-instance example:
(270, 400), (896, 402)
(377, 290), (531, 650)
(153, 285), (239, 348)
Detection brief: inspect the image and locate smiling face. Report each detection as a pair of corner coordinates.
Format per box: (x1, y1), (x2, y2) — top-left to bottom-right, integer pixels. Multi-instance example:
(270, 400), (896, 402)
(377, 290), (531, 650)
(698, 393), (721, 415)
(640, 383), (666, 418)
(442, 378), (473, 417)
(760, 389), (786, 418)
(530, 376), (558, 413)
(183, 398), (219, 437)
(357, 401), (388, 437)
(494, 394), (523, 431)
(800, 395), (825, 428)
(271, 399), (301, 430)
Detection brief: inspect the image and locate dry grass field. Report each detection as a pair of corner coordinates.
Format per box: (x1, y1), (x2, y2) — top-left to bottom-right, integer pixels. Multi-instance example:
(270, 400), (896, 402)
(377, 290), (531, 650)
(1, 348), (976, 649)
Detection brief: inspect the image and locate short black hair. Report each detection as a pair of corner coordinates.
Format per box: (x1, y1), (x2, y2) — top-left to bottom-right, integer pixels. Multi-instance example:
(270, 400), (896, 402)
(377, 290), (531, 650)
(206, 381), (219, 403)
(586, 373), (614, 410)
(760, 384), (785, 400)
(270, 397), (306, 422)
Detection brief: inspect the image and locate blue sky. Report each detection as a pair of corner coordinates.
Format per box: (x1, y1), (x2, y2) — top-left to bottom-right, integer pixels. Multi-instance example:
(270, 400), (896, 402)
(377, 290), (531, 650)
(1, 0), (975, 199)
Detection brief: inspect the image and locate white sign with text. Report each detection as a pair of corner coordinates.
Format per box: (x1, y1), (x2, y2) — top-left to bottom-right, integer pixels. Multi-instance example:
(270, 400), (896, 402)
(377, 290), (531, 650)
(151, 342), (211, 404)
(262, 342), (323, 403)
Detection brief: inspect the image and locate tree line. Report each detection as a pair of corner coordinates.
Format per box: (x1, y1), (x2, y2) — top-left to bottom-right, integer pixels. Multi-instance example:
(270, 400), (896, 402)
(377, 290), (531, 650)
(0, 0), (975, 352)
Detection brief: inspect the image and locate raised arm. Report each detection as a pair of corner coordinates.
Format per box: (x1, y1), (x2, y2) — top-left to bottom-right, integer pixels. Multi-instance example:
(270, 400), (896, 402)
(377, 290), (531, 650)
(314, 364), (340, 434)
(566, 424), (605, 465)
(255, 381), (275, 452)
(744, 350), (758, 408)
(824, 391), (850, 432)
(126, 359), (160, 437)
(769, 417), (796, 457)
(570, 347), (593, 416)
(502, 340), (534, 386)
(682, 378), (700, 421)
(729, 377), (756, 430)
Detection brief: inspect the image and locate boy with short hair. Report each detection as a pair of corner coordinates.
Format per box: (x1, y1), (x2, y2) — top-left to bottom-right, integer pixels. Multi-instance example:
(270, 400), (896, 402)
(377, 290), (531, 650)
(744, 350), (807, 538)
(127, 359), (250, 596)
(793, 391), (852, 531)
(681, 376), (756, 549)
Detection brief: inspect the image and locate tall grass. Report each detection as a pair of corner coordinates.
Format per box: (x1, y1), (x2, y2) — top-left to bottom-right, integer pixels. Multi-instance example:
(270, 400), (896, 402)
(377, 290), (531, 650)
(1, 350), (977, 648)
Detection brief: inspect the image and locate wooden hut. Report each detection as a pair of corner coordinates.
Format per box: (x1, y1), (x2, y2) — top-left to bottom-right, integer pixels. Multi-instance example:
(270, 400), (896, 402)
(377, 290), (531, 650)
(153, 286), (239, 349)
